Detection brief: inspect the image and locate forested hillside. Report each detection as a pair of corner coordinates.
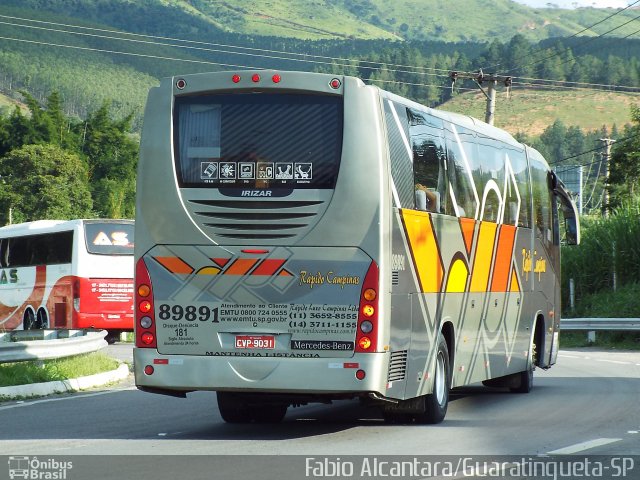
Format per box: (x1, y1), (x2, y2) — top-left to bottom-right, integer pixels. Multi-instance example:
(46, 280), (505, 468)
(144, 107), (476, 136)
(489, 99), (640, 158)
(1, 0), (639, 220)
(3, 0), (640, 42)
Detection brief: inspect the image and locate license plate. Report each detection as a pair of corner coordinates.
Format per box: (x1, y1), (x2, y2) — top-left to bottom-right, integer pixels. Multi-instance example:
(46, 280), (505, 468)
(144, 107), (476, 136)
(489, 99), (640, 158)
(235, 335), (275, 349)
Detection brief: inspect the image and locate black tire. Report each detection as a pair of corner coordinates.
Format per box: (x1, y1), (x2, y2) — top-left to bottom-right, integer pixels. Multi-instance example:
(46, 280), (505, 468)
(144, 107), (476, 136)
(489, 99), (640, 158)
(217, 392), (252, 424)
(510, 362), (534, 393)
(23, 310), (36, 330)
(510, 332), (536, 393)
(251, 404), (288, 423)
(105, 332), (120, 344)
(36, 309), (48, 329)
(413, 333), (451, 424)
(382, 410), (413, 424)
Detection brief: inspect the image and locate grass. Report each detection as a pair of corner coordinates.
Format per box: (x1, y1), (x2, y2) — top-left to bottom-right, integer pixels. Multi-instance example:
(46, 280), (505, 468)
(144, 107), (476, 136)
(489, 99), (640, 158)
(440, 89), (635, 137)
(561, 282), (640, 351)
(561, 331), (640, 350)
(0, 352), (120, 388)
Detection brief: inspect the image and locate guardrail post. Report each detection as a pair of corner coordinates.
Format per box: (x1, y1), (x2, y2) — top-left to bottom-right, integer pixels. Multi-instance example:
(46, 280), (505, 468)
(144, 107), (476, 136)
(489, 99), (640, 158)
(569, 278), (575, 311)
(587, 331), (596, 343)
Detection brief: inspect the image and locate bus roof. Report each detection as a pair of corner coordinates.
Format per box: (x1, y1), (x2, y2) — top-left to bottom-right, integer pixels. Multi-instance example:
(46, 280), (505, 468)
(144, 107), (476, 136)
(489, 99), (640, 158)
(0, 219), (134, 237)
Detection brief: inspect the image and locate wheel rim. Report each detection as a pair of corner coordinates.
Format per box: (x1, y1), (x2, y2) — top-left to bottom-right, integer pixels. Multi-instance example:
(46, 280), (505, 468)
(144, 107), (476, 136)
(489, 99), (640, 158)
(37, 310), (48, 329)
(25, 310), (36, 329)
(435, 351), (447, 405)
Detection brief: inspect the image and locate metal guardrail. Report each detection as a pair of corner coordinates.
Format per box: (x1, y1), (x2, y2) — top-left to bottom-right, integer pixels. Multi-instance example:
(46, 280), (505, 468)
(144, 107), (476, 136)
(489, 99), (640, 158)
(561, 318), (640, 331)
(0, 329), (107, 363)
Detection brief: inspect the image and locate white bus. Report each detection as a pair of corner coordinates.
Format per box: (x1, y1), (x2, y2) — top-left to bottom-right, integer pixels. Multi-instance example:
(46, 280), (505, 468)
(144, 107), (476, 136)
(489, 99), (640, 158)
(0, 219), (134, 343)
(133, 70), (579, 423)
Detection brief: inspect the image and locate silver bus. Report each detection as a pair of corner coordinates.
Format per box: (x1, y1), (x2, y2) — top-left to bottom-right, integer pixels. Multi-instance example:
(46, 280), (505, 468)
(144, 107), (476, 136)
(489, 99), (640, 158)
(133, 70), (579, 424)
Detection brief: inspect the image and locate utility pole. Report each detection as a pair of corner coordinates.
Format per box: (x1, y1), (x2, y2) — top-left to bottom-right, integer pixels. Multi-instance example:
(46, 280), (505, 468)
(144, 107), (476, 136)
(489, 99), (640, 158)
(449, 70), (512, 126)
(600, 138), (616, 217)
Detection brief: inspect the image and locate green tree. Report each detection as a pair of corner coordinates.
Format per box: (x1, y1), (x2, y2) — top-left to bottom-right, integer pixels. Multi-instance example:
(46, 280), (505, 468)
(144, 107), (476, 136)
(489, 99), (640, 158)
(0, 144), (93, 225)
(79, 101), (138, 217)
(609, 106), (640, 206)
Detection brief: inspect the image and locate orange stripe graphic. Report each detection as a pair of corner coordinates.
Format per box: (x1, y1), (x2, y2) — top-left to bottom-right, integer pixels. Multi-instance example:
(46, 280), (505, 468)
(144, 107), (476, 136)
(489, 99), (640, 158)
(251, 259), (286, 276)
(154, 257), (194, 274)
(470, 222), (498, 292)
(490, 225), (517, 292)
(278, 270), (294, 277)
(459, 217), (476, 255)
(401, 210), (444, 293)
(225, 258), (259, 275)
(212, 258), (231, 268)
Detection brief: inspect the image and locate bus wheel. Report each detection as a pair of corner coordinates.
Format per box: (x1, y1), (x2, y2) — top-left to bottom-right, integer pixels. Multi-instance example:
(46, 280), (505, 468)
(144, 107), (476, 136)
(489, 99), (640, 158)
(105, 331), (120, 344)
(381, 410), (413, 424)
(413, 333), (450, 424)
(251, 404), (288, 423)
(216, 392), (252, 424)
(36, 309), (49, 329)
(23, 310), (36, 330)
(510, 332), (536, 393)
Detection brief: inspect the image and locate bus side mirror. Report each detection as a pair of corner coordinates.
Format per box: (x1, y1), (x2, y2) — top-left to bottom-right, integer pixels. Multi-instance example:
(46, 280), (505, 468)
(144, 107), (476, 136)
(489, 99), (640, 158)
(565, 217), (579, 246)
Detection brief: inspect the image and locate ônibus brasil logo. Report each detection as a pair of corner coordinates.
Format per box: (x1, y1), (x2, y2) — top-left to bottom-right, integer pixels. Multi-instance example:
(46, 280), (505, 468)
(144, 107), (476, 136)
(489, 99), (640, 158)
(8, 456), (73, 479)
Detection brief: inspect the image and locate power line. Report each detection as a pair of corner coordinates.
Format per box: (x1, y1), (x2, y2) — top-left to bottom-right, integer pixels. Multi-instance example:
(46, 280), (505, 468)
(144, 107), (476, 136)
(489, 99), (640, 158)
(4, 13), (640, 95)
(506, 11), (640, 74)
(0, 14), (455, 76)
(502, 0), (640, 72)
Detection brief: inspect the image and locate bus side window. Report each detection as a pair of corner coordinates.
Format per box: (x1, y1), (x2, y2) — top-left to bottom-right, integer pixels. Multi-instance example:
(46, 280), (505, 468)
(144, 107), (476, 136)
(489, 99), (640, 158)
(384, 100), (415, 208)
(510, 148), (532, 228)
(444, 124), (478, 219)
(530, 159), (553, 245)
(7, 237), (29, 267)
(408, 109), (446, 213)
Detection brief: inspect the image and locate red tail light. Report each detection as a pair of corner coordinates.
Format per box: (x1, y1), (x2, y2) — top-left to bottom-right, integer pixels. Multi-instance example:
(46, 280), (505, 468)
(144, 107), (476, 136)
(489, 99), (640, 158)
(355, 262), (379, 353)
(135, 258), (157, 348)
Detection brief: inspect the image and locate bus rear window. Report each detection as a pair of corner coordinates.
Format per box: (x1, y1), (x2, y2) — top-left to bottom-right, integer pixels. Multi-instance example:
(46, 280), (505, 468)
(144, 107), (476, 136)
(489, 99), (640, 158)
(84, 222), (134, 255)
(173, 93), (343, 189)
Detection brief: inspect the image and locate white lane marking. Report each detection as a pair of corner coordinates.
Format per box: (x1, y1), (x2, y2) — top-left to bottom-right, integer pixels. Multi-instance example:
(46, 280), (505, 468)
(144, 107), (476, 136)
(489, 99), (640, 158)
(628, 431), (638, 434)
(547, 438), (622, 455)
(595, 359), (632, 365)
(0, 386), (136, 411)
(558, 354), (583, 359)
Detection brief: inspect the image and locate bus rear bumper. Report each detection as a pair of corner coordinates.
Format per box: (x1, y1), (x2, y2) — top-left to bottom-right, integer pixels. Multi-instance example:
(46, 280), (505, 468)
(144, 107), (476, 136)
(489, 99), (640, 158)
(76, 313), (133, 330)
(133, 347), (390, 397)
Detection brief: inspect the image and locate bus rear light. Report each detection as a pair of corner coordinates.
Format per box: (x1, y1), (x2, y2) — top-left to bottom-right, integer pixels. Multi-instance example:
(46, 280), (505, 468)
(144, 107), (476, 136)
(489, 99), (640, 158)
(232, 74), (241, 83)
(144, 365), (154, 375)
(176, 79), (186, 90)
(358, 337), (372, 350)
(330, 78), (341, 89)
(140, 316), (153, 329)
(136, 258), (157, 349)
(252, 74), (261, 83)
(272, 74), (281, 83)
(138, 285), (151, 297)
(360, 320), (373, 333)
(355, 369), (366, 380)
(355, 261), (379, 353)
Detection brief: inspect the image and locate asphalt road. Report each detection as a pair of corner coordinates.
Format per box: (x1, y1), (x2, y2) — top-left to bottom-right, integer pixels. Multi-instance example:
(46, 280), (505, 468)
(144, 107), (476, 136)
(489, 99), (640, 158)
(0, 346), (638, 479)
